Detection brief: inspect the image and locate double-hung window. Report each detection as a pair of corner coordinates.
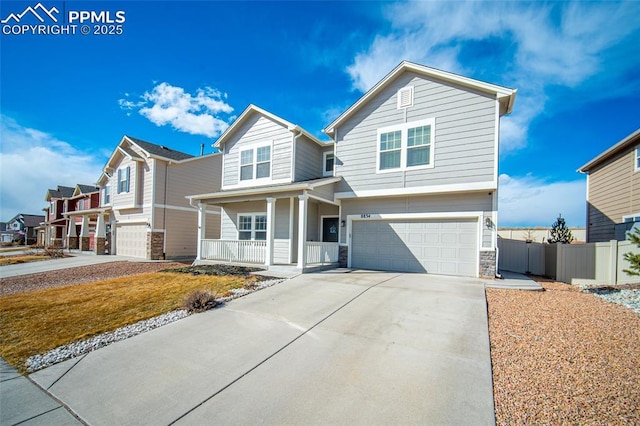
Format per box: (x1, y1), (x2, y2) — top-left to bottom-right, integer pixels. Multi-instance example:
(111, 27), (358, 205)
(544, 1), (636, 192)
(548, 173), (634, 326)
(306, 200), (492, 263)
(240, 144), (271, 181)
(635, 146), (640, 171)
(117, 166), (131, 193)
(238, 214), (267, 240)
(323, 152), (335, 176)
(103, 185), (111, 205)
(376, 118), (435, 172)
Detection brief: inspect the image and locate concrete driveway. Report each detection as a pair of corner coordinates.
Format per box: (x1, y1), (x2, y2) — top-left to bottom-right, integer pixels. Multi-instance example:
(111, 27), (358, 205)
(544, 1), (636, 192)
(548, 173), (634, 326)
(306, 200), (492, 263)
(31, 271), (495, 425)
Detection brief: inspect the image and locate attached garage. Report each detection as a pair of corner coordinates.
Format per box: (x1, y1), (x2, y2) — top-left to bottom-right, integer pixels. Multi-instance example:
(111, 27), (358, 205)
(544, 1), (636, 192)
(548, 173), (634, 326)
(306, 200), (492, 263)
(350, 218), (478, 277)
(115, 224), (148, 259)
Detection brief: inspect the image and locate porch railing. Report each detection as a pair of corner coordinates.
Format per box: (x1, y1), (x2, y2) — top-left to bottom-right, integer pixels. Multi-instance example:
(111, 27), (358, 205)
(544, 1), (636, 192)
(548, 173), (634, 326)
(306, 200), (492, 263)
(306, 242), (339, 265)
(201, 239), (266, 264)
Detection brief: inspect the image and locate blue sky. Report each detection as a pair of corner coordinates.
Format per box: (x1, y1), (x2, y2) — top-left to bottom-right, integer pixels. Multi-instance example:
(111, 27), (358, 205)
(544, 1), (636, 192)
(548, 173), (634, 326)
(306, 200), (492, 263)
(1, 0), (639, 227)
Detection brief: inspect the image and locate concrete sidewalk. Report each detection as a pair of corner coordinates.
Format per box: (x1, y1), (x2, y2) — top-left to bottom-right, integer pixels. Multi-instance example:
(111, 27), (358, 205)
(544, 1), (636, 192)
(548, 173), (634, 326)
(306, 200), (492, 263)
(30, 271), (495, 425)
(483, 271), (543, 290)
(0, 359), (82, 425)
(0, 253), (165, 279)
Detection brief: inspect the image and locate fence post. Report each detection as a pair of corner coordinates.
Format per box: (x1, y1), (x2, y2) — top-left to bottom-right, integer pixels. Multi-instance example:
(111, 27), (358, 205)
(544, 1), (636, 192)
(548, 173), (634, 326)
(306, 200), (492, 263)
(556, 242), (563, 283)
(609, 240), (618, 285)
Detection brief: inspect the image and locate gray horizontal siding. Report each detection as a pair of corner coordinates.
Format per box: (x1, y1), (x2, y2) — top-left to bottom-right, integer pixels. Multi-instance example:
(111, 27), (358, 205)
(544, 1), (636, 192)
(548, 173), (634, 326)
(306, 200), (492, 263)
(295, 135), (324, 181)
(340, 193), (493, 246)
(335, 71), (497, 193)
(222, 114), (292, 187)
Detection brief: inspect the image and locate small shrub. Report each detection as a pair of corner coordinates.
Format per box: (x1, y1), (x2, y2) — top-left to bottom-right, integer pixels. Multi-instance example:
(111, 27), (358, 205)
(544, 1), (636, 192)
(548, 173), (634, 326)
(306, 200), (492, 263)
(183, 290), (218, 313)
(44, 247), (64, 258)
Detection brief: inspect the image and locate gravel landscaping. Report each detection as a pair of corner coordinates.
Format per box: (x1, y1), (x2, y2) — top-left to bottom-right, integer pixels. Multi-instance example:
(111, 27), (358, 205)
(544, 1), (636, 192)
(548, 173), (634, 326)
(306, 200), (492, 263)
(487, 279), (640, 425)
(0, 261), (190, 296)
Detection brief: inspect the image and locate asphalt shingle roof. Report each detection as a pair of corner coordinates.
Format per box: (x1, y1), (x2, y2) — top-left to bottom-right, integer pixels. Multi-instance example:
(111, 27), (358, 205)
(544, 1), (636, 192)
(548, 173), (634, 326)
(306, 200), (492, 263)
(76, 184), (99, 194)
(126, 136), (194, 161)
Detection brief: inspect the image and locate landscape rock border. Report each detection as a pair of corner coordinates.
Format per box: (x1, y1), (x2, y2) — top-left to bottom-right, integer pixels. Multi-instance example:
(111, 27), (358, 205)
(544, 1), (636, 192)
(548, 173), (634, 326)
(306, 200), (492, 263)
(25, 278), (285, 372)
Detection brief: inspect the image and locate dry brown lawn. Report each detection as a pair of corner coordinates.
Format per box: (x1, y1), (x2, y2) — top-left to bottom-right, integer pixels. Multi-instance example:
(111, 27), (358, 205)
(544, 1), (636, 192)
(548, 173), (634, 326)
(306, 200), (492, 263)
(0, 272), (254, 372)
(0, 254), (50, 266)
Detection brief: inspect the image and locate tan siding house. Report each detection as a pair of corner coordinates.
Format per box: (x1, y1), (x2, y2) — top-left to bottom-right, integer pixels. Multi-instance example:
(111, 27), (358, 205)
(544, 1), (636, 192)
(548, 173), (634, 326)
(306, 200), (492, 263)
(75, 136), (223, 260)
(579, 129), (640, 242)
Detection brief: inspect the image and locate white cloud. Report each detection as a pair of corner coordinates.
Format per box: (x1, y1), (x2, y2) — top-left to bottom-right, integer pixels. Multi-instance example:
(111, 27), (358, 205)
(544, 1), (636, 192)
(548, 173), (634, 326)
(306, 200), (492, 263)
(498, 174), (586, 227)
(119, 83), (234, 138)
(0, 116), (105, 220)
(346, 1), (640, 152)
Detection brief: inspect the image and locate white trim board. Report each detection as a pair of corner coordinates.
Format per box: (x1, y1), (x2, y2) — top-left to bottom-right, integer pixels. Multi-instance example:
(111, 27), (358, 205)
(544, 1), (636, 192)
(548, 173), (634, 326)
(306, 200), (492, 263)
(335, 181), (497, 199)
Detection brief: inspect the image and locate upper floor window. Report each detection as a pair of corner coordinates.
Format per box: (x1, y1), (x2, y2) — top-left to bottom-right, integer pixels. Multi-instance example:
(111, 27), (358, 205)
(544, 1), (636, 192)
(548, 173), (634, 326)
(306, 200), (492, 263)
(376, 118), (435, 173)
(635, 146), (640, 171)
(240, 145), (271, 181)
(323, 152), (334, 177)
(117, 166), (130, 193)
(103, 185), (111, 205)
(238, 214), (267, 240)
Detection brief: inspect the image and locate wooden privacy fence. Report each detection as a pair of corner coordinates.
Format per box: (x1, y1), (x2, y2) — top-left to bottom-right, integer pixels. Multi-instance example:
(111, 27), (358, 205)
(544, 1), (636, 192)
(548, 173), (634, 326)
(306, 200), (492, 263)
(497, 238), (640, 285)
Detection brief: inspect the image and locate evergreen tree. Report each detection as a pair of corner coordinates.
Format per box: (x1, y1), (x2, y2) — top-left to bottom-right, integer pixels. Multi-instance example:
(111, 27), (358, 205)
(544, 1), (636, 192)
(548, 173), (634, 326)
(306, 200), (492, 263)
(623, 227), (640, 276)
(547, 214), (573, 244)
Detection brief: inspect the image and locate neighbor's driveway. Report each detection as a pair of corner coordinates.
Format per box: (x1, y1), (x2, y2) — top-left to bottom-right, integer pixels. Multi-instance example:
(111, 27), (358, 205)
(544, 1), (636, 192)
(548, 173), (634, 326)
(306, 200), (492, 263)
(31, 271), (495, 425)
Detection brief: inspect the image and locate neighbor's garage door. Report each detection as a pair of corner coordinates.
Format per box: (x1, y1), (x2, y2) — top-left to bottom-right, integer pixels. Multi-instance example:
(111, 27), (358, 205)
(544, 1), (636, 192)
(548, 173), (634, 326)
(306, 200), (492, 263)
(351, 219), (478, 277)
(115, 224), (147, 259)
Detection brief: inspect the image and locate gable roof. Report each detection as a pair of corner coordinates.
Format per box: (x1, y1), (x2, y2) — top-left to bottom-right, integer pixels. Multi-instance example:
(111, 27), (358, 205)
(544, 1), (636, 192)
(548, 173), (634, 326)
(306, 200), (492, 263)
(22, 214), (46, 227)
(126, 136), (194, 161)
(45, 185), (75, 201)
(72, 184), (100, 197)
(323, 61), (517, 137)
(213, 104), (327, 149)
(578, 128), (640, 173)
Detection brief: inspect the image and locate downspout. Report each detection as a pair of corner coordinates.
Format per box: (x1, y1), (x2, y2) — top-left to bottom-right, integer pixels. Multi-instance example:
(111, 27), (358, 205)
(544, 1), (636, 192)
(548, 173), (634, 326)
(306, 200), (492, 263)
(290, 126), (304, 181)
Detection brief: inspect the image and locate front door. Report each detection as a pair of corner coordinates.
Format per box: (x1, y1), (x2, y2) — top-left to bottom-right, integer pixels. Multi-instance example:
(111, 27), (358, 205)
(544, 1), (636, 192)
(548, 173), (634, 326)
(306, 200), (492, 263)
(322, 217), (339, 242)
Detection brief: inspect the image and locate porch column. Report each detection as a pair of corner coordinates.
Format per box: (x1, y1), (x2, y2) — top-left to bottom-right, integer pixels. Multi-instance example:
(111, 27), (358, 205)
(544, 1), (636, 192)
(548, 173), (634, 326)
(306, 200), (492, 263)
(67, 218), (78, 250)
(95, 214), (106, 255)
(196, 203), (206, 260)
(297, 195), (308, 269)
(265, 197), (275, 266)
(80, 216), (90, 251)
(289, 197), (294, 264)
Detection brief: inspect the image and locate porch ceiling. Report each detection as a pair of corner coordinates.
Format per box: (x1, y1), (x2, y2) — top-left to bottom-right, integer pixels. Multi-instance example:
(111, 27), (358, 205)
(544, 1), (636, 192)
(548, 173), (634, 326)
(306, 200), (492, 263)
(189, 177), (341, 205)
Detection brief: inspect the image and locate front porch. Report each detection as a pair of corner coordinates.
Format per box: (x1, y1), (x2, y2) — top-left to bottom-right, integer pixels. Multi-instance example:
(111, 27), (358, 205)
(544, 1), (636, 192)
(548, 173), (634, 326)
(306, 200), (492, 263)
(64, 208), (111, 255)
(199, 239), (339, 271)
(190, 177), (342, 272)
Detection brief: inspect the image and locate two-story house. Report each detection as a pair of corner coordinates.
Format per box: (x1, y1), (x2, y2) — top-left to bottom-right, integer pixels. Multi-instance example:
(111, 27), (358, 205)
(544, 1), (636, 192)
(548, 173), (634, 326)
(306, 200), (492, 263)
(81, 136), (222, 259)
(190, 61), (517, 277)
(2, 213), (45, 244)
(61, 184), (101, 251)
(42, 185), (76, 248)
(578, 128), (640, 242)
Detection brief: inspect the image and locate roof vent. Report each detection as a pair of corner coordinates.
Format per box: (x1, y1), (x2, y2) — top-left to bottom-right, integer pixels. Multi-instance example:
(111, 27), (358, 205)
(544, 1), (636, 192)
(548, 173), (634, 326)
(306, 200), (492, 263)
(397, 86), (414, 109)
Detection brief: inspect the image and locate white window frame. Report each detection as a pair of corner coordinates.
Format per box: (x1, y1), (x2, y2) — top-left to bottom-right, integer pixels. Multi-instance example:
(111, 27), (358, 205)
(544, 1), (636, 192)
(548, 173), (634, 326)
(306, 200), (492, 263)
(238, 142), (272, 183)
(237, 212), (268, 241)
(376, 118), (435, 173)
(635, 146), (640, 172)
(323, 152), (334, 177)
(103, 185), (111, 205)
(622, 213), (640, 223)
(117, 166), (131, 194)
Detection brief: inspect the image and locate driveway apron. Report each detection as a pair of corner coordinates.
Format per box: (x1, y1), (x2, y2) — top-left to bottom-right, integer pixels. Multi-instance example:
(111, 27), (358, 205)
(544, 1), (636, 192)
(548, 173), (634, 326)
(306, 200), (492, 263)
(30, 271), (495, 425)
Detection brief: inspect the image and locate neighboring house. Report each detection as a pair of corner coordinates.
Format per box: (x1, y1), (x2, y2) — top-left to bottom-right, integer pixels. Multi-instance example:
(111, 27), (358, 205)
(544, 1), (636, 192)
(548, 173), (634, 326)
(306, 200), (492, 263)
(42, 185), (75, 247)
(1, 213), (45, 244)
(76, 135), (222, 259)
(190, 61), (517, 277)
(0, 222), (9, 243)
(498, 227), (586, 243)
(62, 184), (101, 251)
(578, 128), (640, 242)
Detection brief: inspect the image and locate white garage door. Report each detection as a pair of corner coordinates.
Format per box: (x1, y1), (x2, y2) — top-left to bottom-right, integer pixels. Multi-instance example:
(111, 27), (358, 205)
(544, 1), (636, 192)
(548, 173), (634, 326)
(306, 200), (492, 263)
(115, 224), (148, 259)
(351, 219), (478, 277)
